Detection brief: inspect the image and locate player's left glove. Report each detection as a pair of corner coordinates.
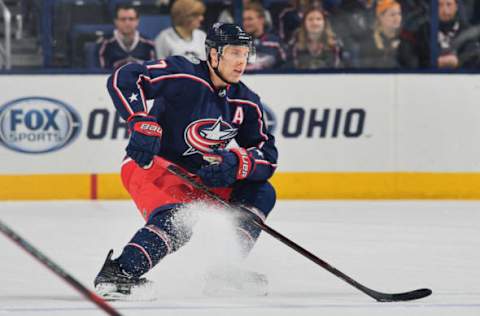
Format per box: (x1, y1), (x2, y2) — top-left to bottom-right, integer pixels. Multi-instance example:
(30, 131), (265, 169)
(197, 148), (254, 188)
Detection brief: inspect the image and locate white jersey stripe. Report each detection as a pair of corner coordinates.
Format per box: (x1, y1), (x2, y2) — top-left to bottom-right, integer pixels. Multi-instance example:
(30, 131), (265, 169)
(113, 64), (134, 116)
(227, 98), (269, 144)
(137, 75), (148, 112)
(146, 73), (214, 92)
(255, 159), (277, 167)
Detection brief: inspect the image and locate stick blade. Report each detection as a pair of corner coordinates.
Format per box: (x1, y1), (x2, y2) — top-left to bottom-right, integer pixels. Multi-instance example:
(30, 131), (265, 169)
(375, 288), (432, 302)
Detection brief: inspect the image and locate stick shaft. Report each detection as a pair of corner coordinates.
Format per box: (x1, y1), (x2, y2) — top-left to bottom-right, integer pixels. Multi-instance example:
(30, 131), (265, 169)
(0, 219), (122, 316)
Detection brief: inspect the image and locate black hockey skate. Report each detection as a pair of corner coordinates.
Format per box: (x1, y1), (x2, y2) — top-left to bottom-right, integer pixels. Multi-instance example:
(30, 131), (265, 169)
(94, 249), (152, 300)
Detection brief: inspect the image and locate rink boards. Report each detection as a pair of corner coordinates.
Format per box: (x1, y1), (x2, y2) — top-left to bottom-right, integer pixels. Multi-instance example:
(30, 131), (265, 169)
(1, 73), (480, 199)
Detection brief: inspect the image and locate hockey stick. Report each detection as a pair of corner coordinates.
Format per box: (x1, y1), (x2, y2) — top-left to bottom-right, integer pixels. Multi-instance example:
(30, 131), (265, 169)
(0, 219), (122, 316)
(167, 165), (432, 302)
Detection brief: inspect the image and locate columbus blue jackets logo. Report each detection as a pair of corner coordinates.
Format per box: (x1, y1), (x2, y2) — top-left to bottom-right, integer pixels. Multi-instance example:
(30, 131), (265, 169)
(183, 117), (237, 155)
(0, 97), (81, 154)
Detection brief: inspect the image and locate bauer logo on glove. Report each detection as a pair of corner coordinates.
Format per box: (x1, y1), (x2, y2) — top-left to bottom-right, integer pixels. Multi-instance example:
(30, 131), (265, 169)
(236, 148), (251, 179)
(134, 122), (163, 137)
(126, 116), (163, 168)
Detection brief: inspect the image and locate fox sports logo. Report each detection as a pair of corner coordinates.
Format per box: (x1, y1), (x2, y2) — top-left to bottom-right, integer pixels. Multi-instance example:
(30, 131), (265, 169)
(0, 97), (82, 154)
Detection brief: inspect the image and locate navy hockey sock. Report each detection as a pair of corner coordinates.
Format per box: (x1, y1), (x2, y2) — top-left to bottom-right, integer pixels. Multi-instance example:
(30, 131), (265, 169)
(117, 207), (192, 277)
(235, 215), (262, 255)
(230, 181), (276, 255)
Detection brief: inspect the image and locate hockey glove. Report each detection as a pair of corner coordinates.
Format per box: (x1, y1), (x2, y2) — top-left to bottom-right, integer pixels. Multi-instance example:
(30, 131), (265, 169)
(197, 148), (253, 188)
(126, 116), (162, 168)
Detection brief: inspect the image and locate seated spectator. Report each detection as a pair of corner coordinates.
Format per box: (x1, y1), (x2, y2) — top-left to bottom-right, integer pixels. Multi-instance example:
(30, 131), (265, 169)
(289, 6), (342, 69)
(278, 0), (323, 44)
(216, 0), (274, 31)
(155, 0), (207, 62)
(357, 0), (402, 68)
(329, 0), (376, 65)
(437, 0), (480, 68)
(98, 5), (156, 69)
(398, 0), (480, 68)
(243, 2), (286, 71)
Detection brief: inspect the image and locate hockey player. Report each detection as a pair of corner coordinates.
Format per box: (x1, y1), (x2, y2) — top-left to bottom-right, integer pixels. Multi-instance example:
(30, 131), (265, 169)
(94, 23), (278, 298)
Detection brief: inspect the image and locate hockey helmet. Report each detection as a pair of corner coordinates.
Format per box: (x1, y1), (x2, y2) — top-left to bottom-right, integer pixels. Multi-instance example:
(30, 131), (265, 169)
(205, 23), (256, 63)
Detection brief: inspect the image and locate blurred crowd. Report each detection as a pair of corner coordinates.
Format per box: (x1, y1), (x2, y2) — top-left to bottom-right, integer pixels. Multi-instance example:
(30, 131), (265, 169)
(17, 0), (480, 71)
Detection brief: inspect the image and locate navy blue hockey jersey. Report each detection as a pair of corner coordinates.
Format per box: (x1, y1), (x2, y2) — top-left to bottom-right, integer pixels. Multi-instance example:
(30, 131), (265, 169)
(107, 56), (277, 180)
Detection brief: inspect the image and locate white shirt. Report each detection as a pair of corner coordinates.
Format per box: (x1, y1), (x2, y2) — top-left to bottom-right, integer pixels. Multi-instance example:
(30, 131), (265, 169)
(154, 27), (207, 62)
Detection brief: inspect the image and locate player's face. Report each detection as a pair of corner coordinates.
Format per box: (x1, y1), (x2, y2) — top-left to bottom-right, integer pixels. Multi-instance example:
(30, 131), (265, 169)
(378, 6), (402, 32)
(439, 0), (457, 22)
(115, 9), (139, 36)
(304, 10), (325, 35)
(218, 45), (250, 83)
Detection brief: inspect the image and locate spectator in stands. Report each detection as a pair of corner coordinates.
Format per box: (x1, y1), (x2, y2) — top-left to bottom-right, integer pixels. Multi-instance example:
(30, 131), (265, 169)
(398, 0), (480, 68)
(328, 0), (376, 66)
(278, 0), (323, 44)
(243, 2), (286, 71)
(357, 0), (402, 68)
(98, 5), (156, 69)
(436, 0), (480, 68)
(289, 6), (342, 69)
(155, 0), (207, 62)
(216, 0), (274, 31)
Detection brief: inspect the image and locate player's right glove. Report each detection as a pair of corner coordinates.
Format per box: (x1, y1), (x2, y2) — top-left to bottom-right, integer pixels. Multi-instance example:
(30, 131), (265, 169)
(126, 115), (162, 168)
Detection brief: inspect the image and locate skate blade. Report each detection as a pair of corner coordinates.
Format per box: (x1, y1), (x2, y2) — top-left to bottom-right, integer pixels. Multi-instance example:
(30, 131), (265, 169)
(95, 282), (157, 301)
(95, 283), (128, 301)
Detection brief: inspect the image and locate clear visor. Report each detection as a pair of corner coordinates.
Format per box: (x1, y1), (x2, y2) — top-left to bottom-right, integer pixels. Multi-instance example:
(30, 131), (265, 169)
(219, 44), (256, 63)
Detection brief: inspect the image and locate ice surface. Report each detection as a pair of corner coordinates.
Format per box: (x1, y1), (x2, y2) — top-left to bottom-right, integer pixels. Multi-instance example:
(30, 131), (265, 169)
(1, 200), (479, 315)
